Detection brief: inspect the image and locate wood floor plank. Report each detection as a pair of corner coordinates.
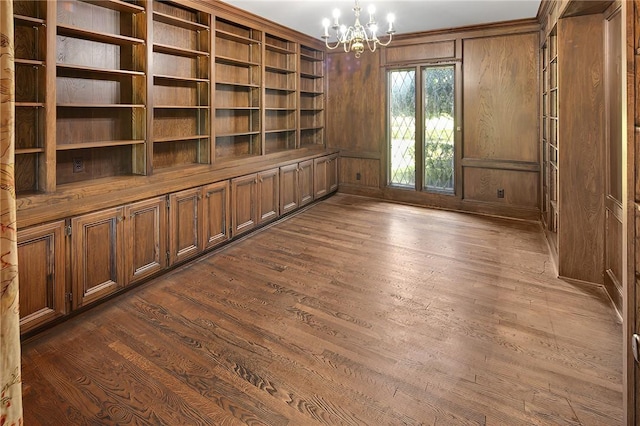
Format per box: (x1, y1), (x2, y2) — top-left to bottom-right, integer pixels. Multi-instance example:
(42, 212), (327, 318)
(21, 194), (622, 425)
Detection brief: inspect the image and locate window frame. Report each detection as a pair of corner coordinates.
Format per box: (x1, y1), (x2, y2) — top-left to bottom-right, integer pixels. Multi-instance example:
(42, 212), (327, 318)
(386, 61), (462, 197)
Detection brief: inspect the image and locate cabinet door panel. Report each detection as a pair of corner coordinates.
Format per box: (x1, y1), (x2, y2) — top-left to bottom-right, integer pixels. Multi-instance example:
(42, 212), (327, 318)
(17, 221), (67, 333)
(125, 197), (167, 284)
(72, 208), (124, 309)
(203, 181), (230, 250)
(327, 154), (339, 193)
(280, 163), (298, 214)
(232, 174), (257, 236)
(314, 156), (328, 198)
(299, 159), (314, 206)
(169, 188), (202, 265)
(258, 168), (279, 224)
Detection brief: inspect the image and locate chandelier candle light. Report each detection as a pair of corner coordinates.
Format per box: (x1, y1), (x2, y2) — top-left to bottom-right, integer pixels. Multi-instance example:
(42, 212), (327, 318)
(321, 0), (396, 58)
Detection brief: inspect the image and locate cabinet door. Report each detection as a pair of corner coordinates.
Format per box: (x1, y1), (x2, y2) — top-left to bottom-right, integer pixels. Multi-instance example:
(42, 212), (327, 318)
(299, 159), (314, 206)
(17, 221), (67, 334)
(258, 168), (279, 224)
(280, 163), (299, 215)
(124, 197), (167, 285)
(72, 207), (125, 309)
(169, 188), (203, 266)
(232, 174), (258, 236)
(203, 181), (231, 250)
(314, 156), (328, 198)
(327, 154), (339, 193)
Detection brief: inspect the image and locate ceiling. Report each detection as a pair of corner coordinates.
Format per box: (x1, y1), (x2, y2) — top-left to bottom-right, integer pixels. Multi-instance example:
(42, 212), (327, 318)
(220, 0), (542, 39)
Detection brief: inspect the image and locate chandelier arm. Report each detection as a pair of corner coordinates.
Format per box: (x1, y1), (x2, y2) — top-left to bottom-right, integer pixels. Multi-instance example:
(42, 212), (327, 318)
(376, 33), (393, 47)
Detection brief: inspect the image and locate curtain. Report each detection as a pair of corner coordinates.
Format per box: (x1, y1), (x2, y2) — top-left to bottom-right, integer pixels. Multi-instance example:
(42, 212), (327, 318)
(0, 0), (23, 423)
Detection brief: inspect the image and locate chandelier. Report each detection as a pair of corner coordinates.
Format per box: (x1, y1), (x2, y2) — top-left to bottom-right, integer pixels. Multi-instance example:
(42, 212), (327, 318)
(321, 0), (396, 58)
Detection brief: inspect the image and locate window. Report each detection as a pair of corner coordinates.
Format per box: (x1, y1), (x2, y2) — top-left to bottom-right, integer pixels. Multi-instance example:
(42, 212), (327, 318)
(388, 65), (456, 194)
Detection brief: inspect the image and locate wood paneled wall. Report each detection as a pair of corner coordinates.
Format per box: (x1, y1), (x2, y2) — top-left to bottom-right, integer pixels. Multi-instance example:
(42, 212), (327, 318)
(326, 51), (383, 193)
(462, 32), (540, 210)
(327, 21), (540, 220)
(558, 13), (605, 284)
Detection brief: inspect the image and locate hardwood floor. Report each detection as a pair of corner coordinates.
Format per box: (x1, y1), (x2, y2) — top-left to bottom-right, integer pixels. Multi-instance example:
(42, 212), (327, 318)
(21, 194), (622, 425)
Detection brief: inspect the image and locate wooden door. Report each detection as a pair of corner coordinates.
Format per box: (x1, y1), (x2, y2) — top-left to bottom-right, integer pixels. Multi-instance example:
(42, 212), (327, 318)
(203, 181), (231, 250)
(280, 163), (299, 214)
(258, 168), (280, 224)
(604, 6), (623, 312)
(17, 221), (67, 333)
(124, 196), (167, 285)
(232, 174), (258, 236)
(314, 156), (328, 198)
(327, 154), (339, 193)
(299, 159), (314, 206)
(169, 188), (203, 265)
(72, 207), (125, 309)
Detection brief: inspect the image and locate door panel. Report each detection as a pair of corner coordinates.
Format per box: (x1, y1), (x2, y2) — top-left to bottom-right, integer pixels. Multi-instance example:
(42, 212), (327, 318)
(280, 163), (299, 214)
(124, 197), (167, 284)
(258, 168), (279, 224)
(232, 174), (257, 236)
(203, 181), (230, 249)
(17, 221), (66, 333)
(72, 207), (124, 309)
(299, 159), (314, 206)
(169, 188), (202, 265)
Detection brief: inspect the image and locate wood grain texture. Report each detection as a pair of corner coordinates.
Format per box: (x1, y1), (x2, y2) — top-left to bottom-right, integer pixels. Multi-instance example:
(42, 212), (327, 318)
(21, 194), (623, 425)
(326, 50), (383, 154)
(17, 221), (67, 333)
(384, 40), (455, 64)
(462, 32), (539, 162)
(463, 168), (539, 208)
(339, 157), (380, 188)
(558, 14), (606, 284)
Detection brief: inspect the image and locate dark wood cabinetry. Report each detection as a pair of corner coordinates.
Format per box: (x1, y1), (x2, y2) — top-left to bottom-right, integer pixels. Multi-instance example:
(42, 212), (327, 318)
(314, 154), (338, 198)
(203, 181), (231, 249)
(124, 196), (167, 284)
(258, 168), (279, 224)
(71, 207), (125, 308)
(169, 188), (203, 265)
(13, 0), (336, 334)
(17, 221), (66, 333)
(280, 159), (314, 215)
(231, 174), (258, 236)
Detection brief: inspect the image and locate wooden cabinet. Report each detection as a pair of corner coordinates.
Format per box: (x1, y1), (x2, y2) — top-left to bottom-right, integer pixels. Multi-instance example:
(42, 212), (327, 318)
(314, 154), (338, 198)
(71, 207), (125, 309)
(151, 0), (211, 170)
(214, 17), (262, 160)
(264, 33), (297, 154)
(203, 181), (231, 249)
(124, 196), (167, 284)
(258, 168), (279, 224)
(55, 0), (147, 185)
(299, 45), (325, 147)
(280, 159), (314, 215)
(231, 174), (258, 236)
(169, 188), (203, 265)
(17, 221), (66, 333)
(14, 0), (54, 194)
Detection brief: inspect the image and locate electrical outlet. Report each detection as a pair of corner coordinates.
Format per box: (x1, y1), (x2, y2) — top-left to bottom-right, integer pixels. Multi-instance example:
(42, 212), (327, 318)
(72, 157), (84, 173)
(356, 172), (361, 180)
(497, 189), (505, 198)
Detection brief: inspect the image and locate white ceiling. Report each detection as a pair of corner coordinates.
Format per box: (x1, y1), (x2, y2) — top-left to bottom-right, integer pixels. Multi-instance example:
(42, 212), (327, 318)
(220, 0), (542, 39)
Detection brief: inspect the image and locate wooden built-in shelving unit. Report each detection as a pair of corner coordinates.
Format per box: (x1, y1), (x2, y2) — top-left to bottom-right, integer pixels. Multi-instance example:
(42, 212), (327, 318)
(14, 0), (328, 196)
(151, 0), (211, 170)
(14, 0), (333, 336)
(541, 27), (558, 254)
